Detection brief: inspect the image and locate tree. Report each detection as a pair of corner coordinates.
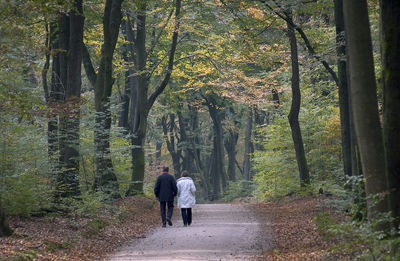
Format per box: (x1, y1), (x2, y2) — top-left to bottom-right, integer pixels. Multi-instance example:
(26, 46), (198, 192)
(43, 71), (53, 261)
(286, 12), (310, 187)
(0, 204), (12, 237)
(381, 0), (400, 230)
(343, 0), (389, 225)
(224, 106), (240, 182)
(161, 113), (182, 177)
(204, 94), (227, 199)
(126, 0), (181, 196)
(334, 0), (352, 180)
(45, 0), (85, 198)
(83, 0), (124, 198)
(243, 106), (253, 184)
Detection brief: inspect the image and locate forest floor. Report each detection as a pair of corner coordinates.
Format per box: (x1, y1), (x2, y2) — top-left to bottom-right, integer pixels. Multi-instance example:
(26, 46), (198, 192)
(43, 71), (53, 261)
(0, 195), (347, 260)
(256, 195), (348, 260)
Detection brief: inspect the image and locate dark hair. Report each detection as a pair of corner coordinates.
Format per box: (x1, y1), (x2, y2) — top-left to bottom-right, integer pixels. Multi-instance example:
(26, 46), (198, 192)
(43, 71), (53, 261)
(162, 166), (169, 172)
(181, 170), (189, 177)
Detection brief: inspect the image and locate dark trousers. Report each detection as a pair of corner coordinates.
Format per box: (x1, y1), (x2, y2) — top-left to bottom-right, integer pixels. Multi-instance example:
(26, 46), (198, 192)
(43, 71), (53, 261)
(180, 208), (192, 226)
(160, 201), (174, 225)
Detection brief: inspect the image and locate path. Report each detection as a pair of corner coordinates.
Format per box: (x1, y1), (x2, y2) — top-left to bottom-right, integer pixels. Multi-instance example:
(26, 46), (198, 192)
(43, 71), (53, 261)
(107, 204), (273, 260)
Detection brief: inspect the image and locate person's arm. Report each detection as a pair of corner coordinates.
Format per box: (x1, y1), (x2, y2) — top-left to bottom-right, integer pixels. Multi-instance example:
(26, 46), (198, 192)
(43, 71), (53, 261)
(177, 182), (181, 197)
(172, 177), (178, 197)
(190, 180), (196, 195)
(154, 177), (160, 199)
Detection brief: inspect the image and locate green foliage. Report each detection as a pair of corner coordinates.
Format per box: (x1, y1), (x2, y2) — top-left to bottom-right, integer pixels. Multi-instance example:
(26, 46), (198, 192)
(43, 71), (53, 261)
(252, 69), (343, 199)
(328, 219), (400, 260)
(317, 194), (399, 260)
(44, 240), (74, 253)
(314, 211), (337, 240)
(84, 219), (109, 238)
(220, 180), (256, 202)
(5, 249), (38, 261)
(0, 116), (53, 216)
(57, 191), (118, 218)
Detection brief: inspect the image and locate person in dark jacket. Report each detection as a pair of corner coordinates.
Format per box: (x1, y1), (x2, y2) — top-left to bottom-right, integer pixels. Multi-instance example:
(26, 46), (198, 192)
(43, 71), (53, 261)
(154, 166), (177, 227)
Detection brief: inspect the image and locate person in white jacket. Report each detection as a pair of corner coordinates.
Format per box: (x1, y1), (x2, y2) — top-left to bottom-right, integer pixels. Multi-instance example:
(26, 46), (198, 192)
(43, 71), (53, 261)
(176, 170), (196, 227)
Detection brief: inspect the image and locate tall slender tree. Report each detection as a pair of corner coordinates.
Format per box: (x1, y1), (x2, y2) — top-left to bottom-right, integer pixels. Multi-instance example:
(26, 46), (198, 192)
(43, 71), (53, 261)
(126, 0), (181, 195)
(82, 0), (124, 198)
(334, 0), (352, 180)
(204, 94), (227, 199)
(381, 0), (400, 230)
(45, 0), (85, 198)
(286, 13), (310, 187)
(343, 0), (389, 225)
(243, 106), (253, 184)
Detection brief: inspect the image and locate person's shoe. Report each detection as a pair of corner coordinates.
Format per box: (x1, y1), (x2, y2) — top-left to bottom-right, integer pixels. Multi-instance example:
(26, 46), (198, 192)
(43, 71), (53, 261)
(188, 222), (191, 226)
(184, 224), (187, 227)
(166, 218), (173, 226)
(162, 224), (166, 227)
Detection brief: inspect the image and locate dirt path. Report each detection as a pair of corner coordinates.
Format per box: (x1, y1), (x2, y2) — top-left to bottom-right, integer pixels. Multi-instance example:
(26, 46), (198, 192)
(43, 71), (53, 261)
(106, 204), (273, 260)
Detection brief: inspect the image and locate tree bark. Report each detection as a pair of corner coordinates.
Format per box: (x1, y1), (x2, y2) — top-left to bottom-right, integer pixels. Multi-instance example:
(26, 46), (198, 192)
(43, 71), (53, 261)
(118, 17), (136, 133)
(380, 0), (400, 230)
(126, 1), (149, 196)
(177, 109), (197, 175)
(343, 0), (389, 224)
(287, 18), (310, 187)
(206, 95), (227, 199)
(93, 0), (123, 199)
(334, 0), (352, 180)
(243, 106), (253, 183)
(224, 121), (239, 182)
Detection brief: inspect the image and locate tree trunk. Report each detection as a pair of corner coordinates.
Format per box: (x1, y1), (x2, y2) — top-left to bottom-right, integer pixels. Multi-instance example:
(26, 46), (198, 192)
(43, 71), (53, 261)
(48, 22), (60, 166)
(46, 1), (84, 198)
(93, 0), (123, 199)
(286, 18), (310, 187)
(334, 0), (352, 180)
(381, 0), (400, 230)
(188, 104), (210, 196)
(243, 106), (253, 183)
(155, 119), (163, 160)
(254, 109), (266, 151)
(177, 110), (196, 175)
(343, 0), (389, 224)
(224, 128), (238, 182)
(127, 0), (181, 195)
(0, 203), (12, 237)
(161, 114), (182, 178)
(126, 2), (149, 196)
(60, 0), (84, 197)
(206, 96), (227, 199)
(118, 17), (136, 133)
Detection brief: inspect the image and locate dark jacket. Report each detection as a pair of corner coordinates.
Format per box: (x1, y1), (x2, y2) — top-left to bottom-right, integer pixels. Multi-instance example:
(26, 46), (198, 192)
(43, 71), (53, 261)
(154, 172), (177, 202)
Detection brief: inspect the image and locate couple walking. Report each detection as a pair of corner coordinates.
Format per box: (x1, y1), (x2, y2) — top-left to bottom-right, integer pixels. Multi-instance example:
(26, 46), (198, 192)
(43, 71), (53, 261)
(154, 167), (196, 227)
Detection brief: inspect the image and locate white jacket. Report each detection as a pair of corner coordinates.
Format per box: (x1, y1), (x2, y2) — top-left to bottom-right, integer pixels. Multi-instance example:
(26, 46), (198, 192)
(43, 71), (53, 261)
(177, 177), (196, 208)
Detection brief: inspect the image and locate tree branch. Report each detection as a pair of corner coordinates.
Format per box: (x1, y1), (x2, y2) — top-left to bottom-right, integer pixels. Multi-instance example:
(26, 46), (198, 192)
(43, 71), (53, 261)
(42, 22), (50, 101)
(148, 9), (174, 59)
(260, 0), (339, 86)
(147, 0), (181, 110)
(82, 44), (97, 87)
